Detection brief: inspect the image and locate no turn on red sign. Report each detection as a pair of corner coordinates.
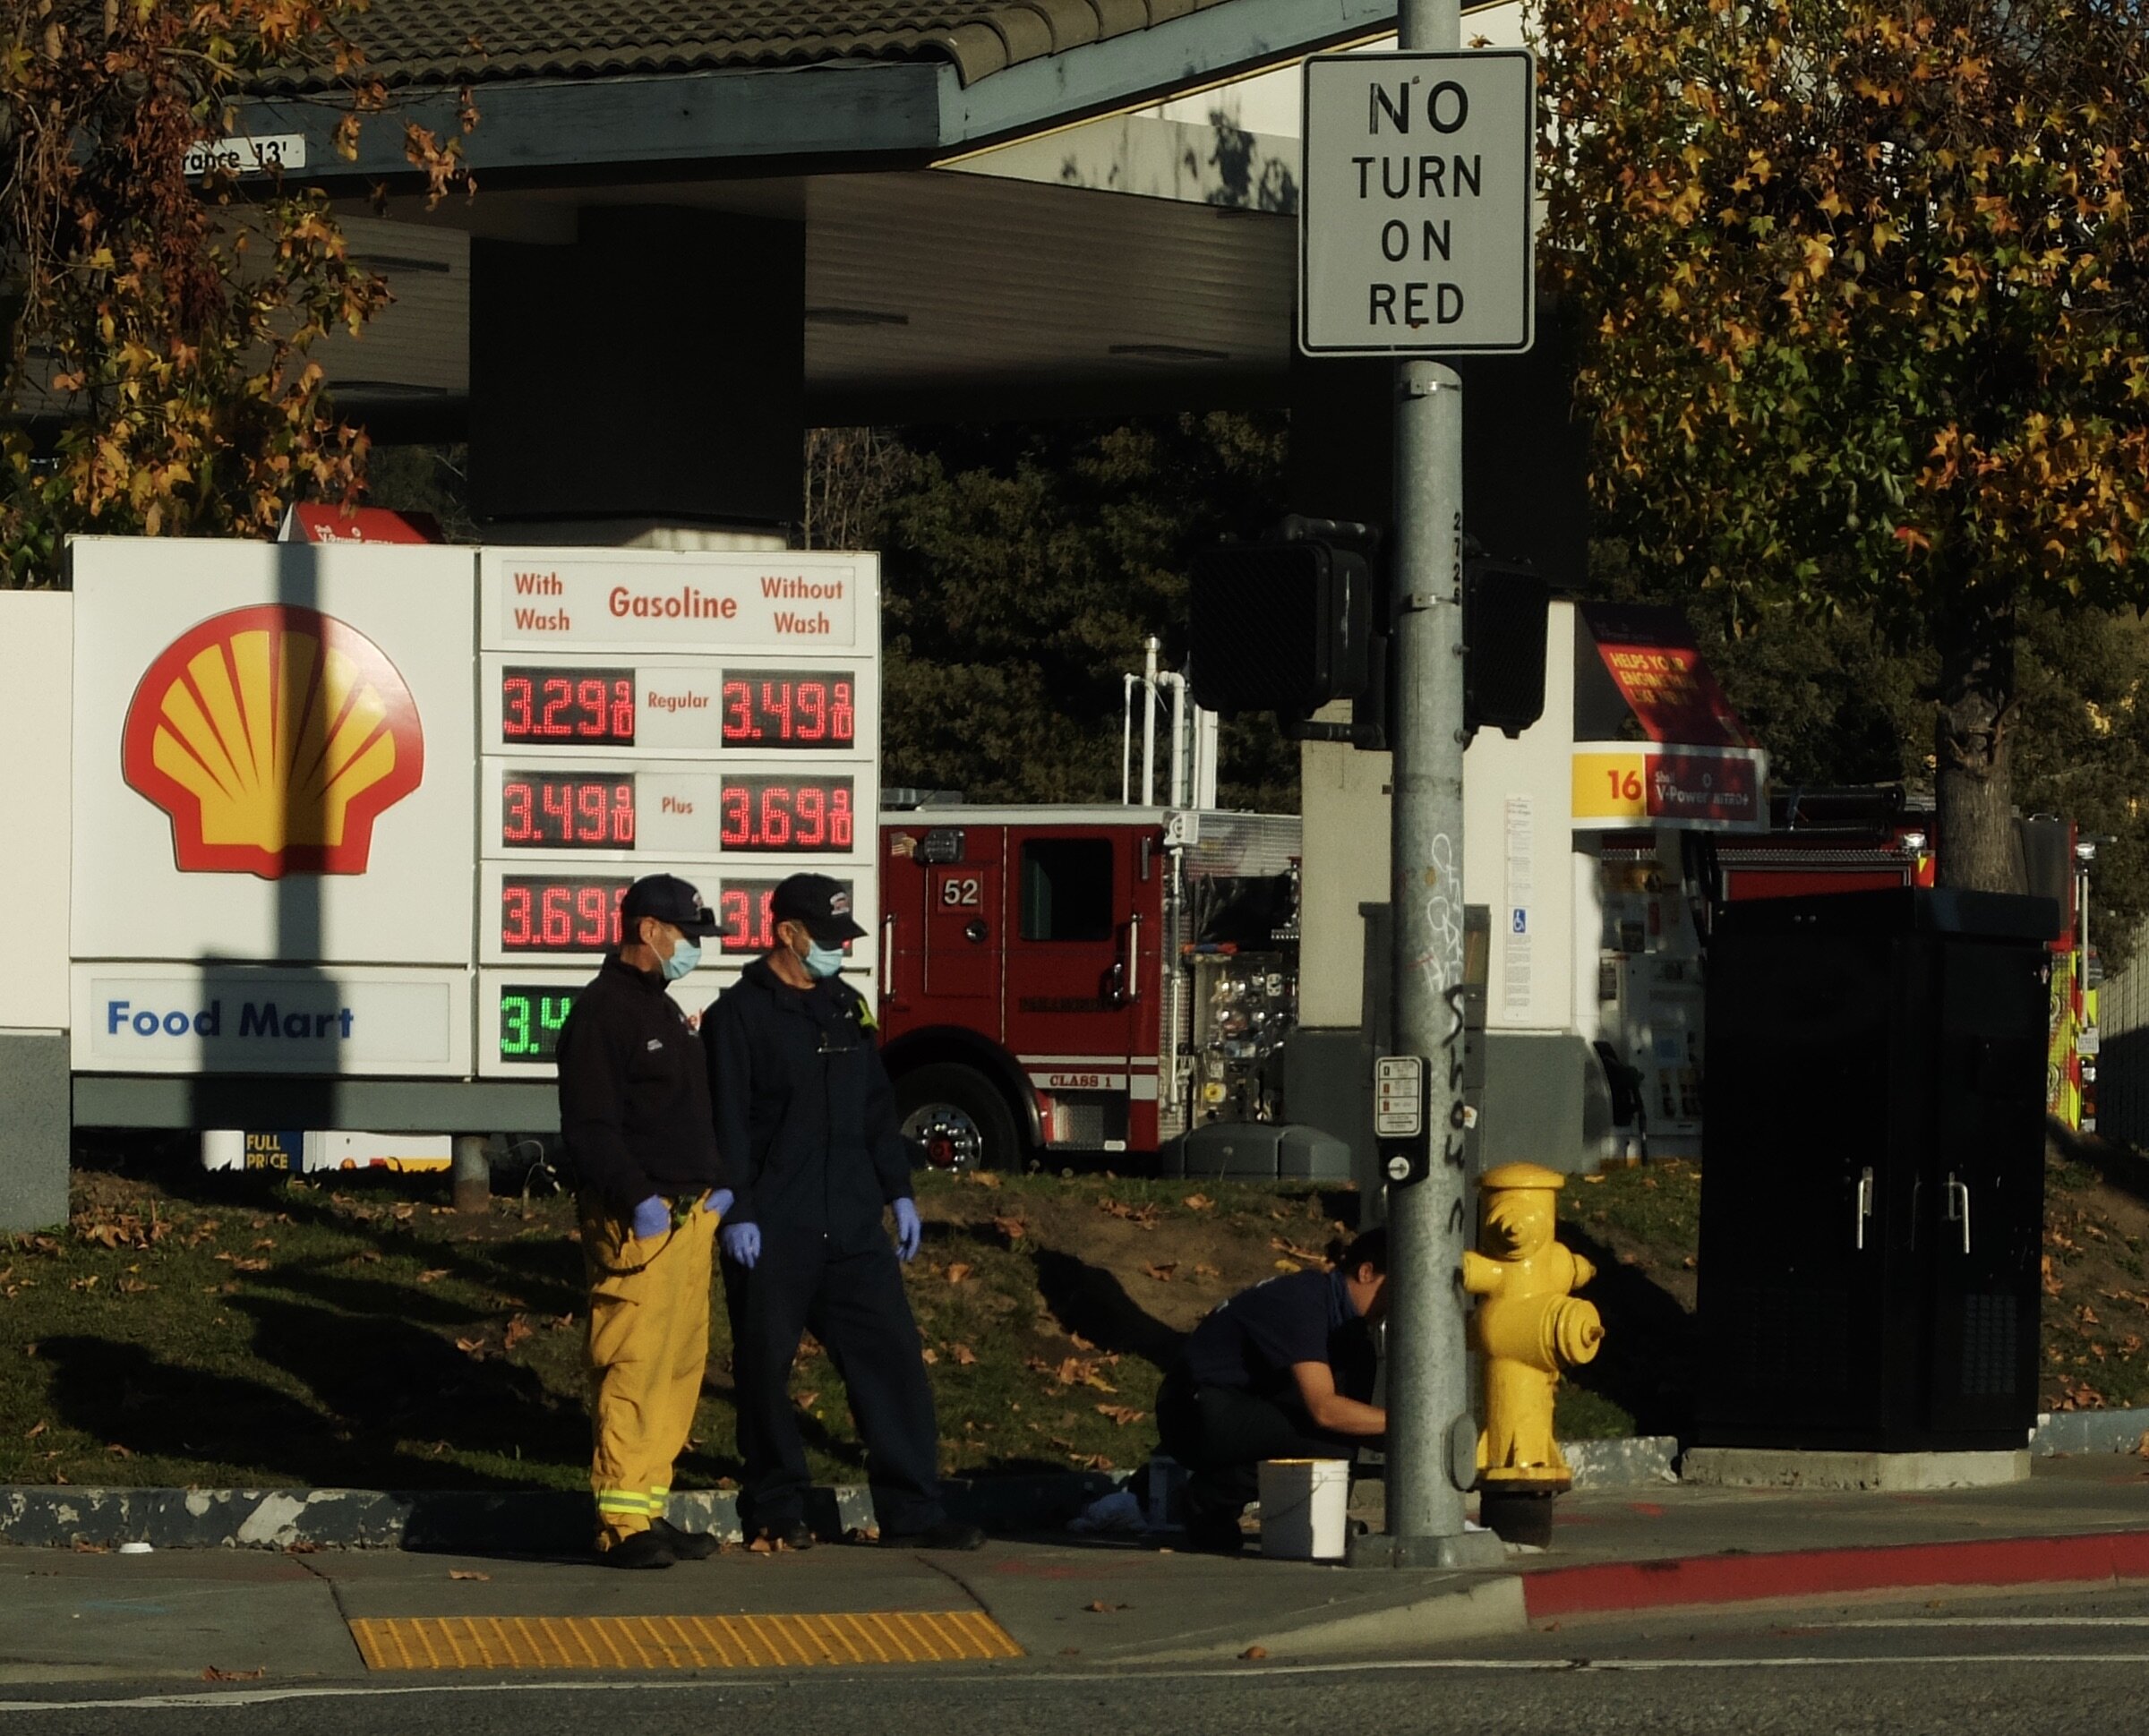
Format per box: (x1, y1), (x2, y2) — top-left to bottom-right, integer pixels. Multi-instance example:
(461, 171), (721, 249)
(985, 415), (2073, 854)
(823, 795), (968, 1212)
(1299, 50), (1536, 356)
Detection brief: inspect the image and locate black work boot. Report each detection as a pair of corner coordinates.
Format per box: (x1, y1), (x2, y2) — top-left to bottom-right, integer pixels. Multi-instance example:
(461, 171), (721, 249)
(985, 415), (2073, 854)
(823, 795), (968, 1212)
(754, 1518), (814, 1552)
(652, 1518), (722, 1561)
(597, 1528), (677, 1569)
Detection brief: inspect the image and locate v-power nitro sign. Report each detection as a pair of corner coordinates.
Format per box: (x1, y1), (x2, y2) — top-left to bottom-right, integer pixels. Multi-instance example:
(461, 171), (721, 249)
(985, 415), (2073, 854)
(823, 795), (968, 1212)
(1299, 50), (1536, 355)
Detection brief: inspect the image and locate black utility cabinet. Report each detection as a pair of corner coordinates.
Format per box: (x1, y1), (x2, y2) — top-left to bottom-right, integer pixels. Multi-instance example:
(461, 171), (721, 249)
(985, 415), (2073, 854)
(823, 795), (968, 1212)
(1695, 888), (2056, 1451)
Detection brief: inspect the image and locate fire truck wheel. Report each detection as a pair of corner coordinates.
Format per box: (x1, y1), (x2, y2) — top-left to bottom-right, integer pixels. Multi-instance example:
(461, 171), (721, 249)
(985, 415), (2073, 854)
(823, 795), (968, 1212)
(898, 1065), (1022, 1174)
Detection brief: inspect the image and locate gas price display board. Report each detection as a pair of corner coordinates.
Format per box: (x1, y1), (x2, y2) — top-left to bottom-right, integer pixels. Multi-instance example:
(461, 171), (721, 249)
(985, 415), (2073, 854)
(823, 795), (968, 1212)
(62, 539), (878, 1083)
(475, 549), (879, 1079)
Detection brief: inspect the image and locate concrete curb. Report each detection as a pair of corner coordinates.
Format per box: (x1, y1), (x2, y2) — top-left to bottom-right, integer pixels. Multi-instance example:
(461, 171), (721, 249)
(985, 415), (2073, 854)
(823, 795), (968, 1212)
(1111, 1573), (1528, 1663)
(1523, 1527), (2149, 1619)
(2033, 1406), (2149, 1455)
(0, 1473), (1117, 1552)
(1565, 1435), (1679, 1488)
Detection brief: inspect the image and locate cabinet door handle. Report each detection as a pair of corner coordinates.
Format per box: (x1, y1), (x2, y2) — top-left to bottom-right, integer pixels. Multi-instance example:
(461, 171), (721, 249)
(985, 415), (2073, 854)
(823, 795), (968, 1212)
(1854, 1166), (1874, 1251)
(1945, 1172), (1972, 1254)
(1123, 912), (1143, 1003)
(880, 911), (897, 998)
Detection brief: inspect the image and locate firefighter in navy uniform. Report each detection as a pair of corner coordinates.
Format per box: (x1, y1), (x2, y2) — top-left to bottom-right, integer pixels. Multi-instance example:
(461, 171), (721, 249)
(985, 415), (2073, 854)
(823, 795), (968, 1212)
(555, 874), (732, 1569)
(701, 872), (984, 1552)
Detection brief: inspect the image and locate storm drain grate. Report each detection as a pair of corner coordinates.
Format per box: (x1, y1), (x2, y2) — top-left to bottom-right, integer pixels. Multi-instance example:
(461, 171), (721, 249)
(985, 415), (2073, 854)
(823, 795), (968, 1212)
(347, 1612), (1023, 1672)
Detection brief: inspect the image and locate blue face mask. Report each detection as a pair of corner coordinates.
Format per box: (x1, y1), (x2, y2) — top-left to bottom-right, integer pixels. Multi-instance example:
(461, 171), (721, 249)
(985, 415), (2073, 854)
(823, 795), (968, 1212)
(803, 940), (844, 980)
(661, 937), (702, 981)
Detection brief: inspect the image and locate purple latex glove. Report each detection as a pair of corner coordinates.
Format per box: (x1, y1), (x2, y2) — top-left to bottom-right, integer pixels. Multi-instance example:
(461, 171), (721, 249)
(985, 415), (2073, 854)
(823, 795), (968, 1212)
(893, 1197), (922, 1263)
(701, 1188), (734, 1219)
(721, 1221), (761, 1269)
(629, 1195), (670, 1240)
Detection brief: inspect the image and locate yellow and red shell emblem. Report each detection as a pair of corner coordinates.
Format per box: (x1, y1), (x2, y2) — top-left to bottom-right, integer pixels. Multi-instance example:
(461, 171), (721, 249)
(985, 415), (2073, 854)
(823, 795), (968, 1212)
(123, 604), (424, 879)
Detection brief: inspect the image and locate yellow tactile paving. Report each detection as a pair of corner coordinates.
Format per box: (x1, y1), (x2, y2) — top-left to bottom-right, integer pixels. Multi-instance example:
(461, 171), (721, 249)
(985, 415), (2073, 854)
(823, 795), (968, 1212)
(347, 1612), (1023, 1672)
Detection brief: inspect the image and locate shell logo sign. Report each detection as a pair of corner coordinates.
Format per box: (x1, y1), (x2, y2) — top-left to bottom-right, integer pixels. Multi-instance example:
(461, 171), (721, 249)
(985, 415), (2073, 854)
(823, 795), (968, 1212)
(122, 604), (425, 879)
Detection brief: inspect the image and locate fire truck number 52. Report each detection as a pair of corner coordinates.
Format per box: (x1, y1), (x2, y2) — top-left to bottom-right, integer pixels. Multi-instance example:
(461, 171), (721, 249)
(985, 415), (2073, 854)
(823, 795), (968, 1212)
(939, 877), (982, 906)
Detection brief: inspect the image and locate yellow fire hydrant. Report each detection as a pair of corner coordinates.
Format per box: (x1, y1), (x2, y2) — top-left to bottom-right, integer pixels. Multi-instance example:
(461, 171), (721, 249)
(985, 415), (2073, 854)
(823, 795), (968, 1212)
(1462, 1163), (1604, 1538)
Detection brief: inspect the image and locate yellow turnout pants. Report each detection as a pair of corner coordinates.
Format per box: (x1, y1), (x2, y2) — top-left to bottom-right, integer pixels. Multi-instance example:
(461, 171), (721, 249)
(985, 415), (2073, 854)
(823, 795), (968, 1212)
(579, 1193), (718, 1548)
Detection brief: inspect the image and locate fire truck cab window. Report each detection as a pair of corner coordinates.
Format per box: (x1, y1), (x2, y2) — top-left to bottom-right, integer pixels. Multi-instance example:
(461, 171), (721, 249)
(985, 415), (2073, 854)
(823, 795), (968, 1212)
(1020, 839), (1115, 942)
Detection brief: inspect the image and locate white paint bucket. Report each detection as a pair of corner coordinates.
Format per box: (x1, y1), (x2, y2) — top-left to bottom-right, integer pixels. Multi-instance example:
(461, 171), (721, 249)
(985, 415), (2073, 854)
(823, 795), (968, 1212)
(1257, 1458), (1351, 1561)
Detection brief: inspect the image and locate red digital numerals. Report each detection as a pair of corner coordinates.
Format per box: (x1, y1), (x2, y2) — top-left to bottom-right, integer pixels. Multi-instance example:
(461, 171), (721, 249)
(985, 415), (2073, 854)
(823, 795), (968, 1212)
(501, 877), (629, 951)
(717, 778), (852, 852)
(720, 671), (855, 748)
(502, 668), (635, 745)
(501, 774), (637, 850)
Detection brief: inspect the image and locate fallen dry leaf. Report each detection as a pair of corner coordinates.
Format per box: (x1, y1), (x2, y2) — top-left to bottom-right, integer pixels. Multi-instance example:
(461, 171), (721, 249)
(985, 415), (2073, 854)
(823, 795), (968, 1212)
(1143, 1262), (1177, 1282)
(1271, 1236), (1327, 1264)
(1193, 1262), (1221, 1278)
(945, 1262), (972, 1285)
(1182, 1193), (1215, 1211)
(795, 1391), (820, 1411)
(1095, 1404), (1145, 1427)
(991, 1216), (1027, 1243)
(950, 1343), (978, 1365)
(417, 1269), (449, 1285)
(1273, 1260), (1301, 1274)
(449, 1569), (491, 1581)
(1241, 1645), (1270, 1661)
(920, 1347), (939, 1364)
(24, 1420), (46, 1440)
(1083, 1600), (1128, 1614)
(107, 1443), (132, 1458)
(201, 1666), (266, 1682)
(502, 1316), (534, 1352)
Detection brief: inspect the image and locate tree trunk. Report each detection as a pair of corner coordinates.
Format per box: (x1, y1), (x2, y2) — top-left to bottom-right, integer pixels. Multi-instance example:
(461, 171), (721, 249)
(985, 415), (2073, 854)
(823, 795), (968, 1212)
(1932, 587), (2026, 894)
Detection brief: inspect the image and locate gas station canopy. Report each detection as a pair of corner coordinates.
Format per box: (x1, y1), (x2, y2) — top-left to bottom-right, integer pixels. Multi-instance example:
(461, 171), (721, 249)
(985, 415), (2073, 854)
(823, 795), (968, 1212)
(243, 0), (1401, 436)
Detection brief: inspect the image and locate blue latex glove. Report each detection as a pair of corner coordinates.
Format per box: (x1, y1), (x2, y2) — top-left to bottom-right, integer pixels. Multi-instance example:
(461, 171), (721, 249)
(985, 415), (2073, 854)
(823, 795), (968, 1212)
(701, 1188), (734, 1219)
(893, 1197), (922, 1263)
(721, 1221), (761, 1269)
(629, 1195), (671, 1240)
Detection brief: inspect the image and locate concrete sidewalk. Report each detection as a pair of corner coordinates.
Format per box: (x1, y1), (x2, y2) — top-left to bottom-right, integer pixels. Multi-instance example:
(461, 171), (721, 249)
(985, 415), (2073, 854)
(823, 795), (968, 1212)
(0, 1456), (2145, 1688)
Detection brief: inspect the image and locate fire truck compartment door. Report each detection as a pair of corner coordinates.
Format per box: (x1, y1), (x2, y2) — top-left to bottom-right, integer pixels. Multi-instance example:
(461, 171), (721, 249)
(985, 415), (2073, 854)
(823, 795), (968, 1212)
(924, 860), (1004, 1020)
(1004, 827), (1142, 1082)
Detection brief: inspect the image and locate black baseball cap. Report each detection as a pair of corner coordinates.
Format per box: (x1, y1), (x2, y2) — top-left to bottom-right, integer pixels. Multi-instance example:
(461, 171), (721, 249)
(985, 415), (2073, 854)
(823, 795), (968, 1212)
(619, 873), (719, 939)
(770, 873), (868, 946)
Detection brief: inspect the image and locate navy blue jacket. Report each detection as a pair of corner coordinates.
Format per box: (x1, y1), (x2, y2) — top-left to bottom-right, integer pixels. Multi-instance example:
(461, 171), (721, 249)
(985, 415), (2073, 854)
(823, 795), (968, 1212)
(699, 959), (913, 1252)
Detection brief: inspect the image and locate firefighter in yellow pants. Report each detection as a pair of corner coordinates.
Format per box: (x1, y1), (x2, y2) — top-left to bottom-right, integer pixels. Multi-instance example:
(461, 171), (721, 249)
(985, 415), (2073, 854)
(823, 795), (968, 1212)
(555, 875), (732, 1569)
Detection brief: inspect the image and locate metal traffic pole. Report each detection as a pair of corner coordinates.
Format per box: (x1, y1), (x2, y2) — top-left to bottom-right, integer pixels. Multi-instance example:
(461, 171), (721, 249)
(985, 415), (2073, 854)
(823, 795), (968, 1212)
(1350, 0), (1506, 1571)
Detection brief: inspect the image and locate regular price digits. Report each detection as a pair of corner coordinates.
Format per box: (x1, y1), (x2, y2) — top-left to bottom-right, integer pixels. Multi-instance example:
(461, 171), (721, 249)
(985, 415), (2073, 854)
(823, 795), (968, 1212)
(501, 668), (635, 744)
(501, 774), (637, 849)
(717, 777), (852, 852)
(720, 671), (856, 748)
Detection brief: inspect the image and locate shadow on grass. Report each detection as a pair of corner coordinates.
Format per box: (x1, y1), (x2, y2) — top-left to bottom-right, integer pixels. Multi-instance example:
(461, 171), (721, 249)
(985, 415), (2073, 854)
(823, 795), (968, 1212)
(1031, 1248), (1184, 1372)
(2048, 1117), (2149, 1210)
(1562, 1223), (1696, 1441)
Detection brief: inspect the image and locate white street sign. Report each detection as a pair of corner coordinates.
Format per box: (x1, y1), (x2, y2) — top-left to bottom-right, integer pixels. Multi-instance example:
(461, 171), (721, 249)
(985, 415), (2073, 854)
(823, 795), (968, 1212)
(1374, 1054), (1426, 1136)
(1299, 49), (1536, 356)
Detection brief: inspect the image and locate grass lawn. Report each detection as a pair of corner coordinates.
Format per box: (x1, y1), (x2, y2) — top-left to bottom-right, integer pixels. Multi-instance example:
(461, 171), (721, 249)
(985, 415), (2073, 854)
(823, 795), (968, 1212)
(0, 1160), (1364, 1492)
(13, 1144), (2133, 1494)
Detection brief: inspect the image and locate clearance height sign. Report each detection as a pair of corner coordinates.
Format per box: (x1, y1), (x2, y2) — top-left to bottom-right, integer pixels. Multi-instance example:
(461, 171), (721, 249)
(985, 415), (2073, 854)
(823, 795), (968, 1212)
(1299, 49), (1536, 355)
(64, 539), (879, 1079)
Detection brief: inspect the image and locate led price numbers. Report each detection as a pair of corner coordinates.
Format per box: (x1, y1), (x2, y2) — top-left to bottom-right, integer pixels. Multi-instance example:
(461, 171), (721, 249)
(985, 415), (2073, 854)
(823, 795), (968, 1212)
(720, 775), (853, 853)
(502, 773), (637, 850)
(502, 667), (635, 746)
(718, 878), (854, 954)
(722, 670), (856, 748)
(499, 986), (577, 1064)
(501, 875), (630, 952)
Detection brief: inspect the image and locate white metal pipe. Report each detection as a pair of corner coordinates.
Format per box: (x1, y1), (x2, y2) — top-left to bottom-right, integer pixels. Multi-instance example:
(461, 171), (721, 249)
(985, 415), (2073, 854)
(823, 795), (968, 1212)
(1157, 671), (1189, 809)
(1122, 674), (1138, 806)
(1142, 637), (1160, 807)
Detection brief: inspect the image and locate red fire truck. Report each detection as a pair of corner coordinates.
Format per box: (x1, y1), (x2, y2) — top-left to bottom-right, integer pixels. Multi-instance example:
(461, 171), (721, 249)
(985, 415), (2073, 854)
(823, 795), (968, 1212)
(875, 805), (1301, 1170)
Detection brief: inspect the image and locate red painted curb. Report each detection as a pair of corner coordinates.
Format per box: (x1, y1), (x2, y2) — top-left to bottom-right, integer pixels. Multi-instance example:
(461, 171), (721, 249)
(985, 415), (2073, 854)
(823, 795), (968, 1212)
(1523, 1528), (2149, 1618)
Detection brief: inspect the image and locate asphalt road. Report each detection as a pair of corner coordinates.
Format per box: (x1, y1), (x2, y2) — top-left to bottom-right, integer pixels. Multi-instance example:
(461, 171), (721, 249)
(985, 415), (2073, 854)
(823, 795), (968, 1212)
(9, 1584), (2149, 1736)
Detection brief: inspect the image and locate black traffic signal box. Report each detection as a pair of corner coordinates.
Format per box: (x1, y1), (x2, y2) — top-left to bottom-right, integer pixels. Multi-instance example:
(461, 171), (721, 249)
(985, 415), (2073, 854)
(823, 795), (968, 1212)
(1695, 887), (2057, 1452)
(1187, 530), (1547, 746)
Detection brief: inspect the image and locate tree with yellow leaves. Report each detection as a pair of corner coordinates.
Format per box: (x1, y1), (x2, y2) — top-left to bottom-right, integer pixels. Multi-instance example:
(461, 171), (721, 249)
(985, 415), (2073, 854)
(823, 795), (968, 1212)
(1, 1), (471, 587)
(1538, 0), (2149, 889)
